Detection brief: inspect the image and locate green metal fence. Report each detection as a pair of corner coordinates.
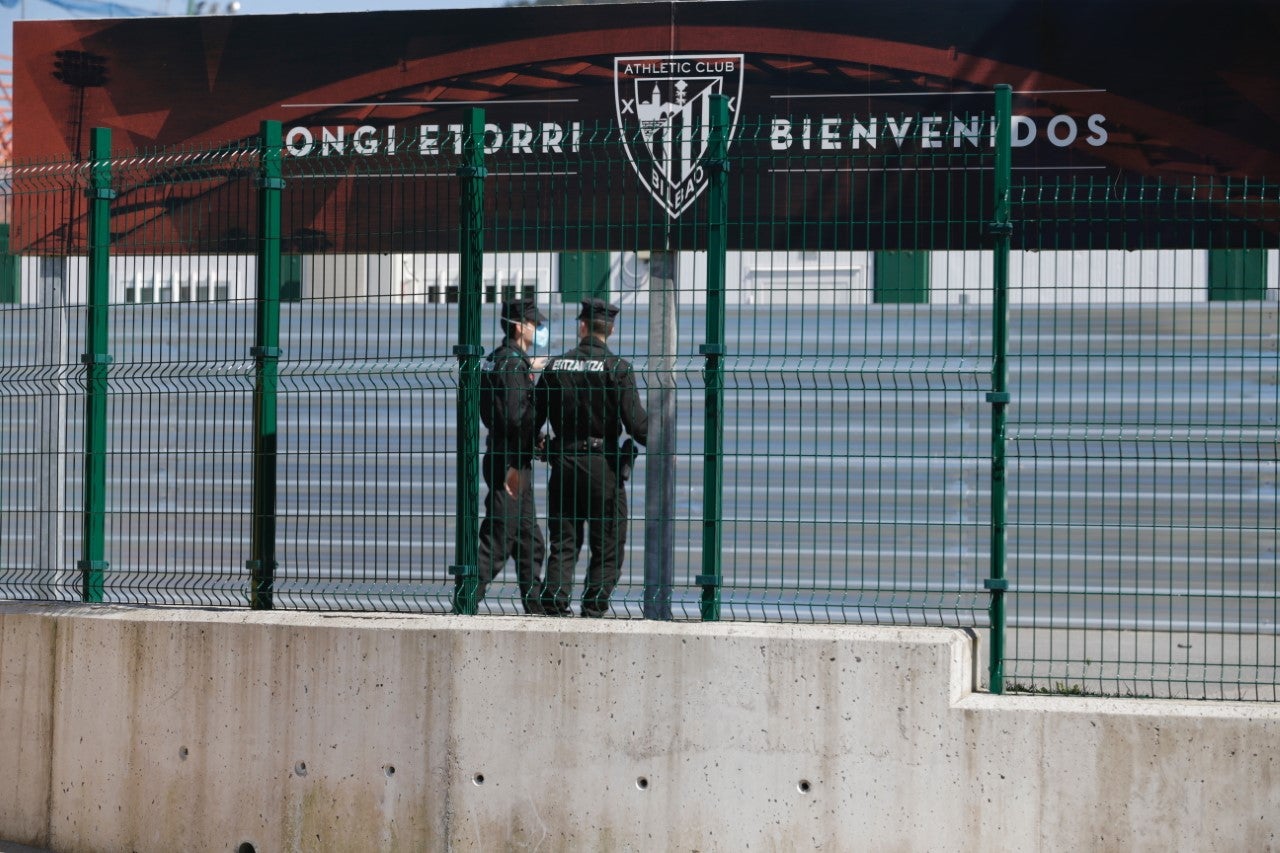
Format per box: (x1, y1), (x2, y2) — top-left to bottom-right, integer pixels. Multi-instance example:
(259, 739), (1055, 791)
(0, 90), (1276, 701)
(1004, 176), (1279, 700)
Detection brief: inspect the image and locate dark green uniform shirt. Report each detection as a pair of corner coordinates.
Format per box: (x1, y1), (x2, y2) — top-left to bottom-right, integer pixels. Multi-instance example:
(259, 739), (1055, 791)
(535, 337), (648, 448)
(480, 338), (541, 469)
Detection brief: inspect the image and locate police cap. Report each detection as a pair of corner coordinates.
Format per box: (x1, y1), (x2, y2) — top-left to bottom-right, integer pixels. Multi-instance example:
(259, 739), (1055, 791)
(577, 297), (620, 322)
(500, 297), (546, 325)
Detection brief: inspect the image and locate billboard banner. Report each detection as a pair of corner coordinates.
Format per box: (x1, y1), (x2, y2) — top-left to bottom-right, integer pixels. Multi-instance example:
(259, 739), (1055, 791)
(13, 0), (1280, 252)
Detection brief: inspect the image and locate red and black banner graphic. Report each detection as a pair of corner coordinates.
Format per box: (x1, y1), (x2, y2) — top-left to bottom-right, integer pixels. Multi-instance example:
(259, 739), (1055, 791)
(13, 0), (1280, 252)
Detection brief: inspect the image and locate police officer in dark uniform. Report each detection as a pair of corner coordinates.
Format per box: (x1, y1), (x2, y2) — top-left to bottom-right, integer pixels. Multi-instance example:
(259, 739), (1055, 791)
(458, 297), (549, 614)
(535, 297), (648, 617)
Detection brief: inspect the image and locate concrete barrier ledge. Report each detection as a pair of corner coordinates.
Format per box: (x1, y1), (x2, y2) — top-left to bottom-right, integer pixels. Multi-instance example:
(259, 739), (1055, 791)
(1, 602), (1275, 852)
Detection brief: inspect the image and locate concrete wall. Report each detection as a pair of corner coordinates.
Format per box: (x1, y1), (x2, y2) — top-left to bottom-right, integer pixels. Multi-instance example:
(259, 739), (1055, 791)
(0, 602), (1276, 852)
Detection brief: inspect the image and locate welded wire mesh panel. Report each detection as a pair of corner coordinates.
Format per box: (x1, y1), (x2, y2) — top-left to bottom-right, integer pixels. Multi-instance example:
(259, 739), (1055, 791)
(101, 144), (258, 605)
(0, 163), (86, 600)
(1004, 177), (1280, 700)
(712, 116), (994, 623)
(0, 144), (259, 605)
(269, 143), (464, 611)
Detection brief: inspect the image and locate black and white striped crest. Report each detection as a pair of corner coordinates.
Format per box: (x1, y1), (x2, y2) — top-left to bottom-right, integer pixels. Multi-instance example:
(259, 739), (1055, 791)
(614, 54), (744, 218)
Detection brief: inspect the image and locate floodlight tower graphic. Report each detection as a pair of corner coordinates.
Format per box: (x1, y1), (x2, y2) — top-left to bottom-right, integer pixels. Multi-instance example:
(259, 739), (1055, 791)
(0, 0), (249, 164)
(53, 48), (108, 161)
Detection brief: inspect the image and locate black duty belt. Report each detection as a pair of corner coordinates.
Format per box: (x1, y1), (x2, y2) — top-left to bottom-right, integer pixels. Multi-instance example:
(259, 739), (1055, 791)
(555, 437), (609, 454)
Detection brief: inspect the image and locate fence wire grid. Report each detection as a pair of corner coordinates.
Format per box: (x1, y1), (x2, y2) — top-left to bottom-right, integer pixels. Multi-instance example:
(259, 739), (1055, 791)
(0, 96), (1276, 700)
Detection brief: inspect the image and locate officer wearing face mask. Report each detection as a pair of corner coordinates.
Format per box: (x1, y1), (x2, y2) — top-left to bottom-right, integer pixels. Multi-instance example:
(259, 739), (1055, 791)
(456, 297), (550, 614)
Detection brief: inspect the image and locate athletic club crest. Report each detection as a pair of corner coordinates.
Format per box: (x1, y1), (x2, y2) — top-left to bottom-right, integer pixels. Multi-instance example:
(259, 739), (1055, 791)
(614, 54), (744, 218)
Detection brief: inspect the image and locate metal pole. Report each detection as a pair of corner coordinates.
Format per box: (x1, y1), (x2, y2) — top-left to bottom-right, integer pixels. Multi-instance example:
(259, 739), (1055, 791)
(38, 182), (70, 598)
(698, 94), (730, 621)
(248, 120), (283, 610)
(449, 108), (486, 615)
(643, 247), (677, 620)
(78, 126), (113, 602)
(986, 84), (1013, 693)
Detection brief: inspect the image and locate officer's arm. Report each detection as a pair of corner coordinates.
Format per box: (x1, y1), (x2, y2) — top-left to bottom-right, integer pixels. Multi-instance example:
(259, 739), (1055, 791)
(532, 369), (556, 465)
(617, 363), (649, 446)
(479, 356), (529, 463)
(497, 357), (537, 435)
(478, 357), (498, 430)
(533, 368), (551, 435)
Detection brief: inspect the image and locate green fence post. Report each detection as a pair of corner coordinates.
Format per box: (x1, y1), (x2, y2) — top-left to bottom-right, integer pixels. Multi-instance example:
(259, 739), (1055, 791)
(985, 85), (1013, 694)
(249, 119), (283, 610)
(698, 94), (730, 622)
(79, 127), (113, 602)
(450, 108), (486, 615)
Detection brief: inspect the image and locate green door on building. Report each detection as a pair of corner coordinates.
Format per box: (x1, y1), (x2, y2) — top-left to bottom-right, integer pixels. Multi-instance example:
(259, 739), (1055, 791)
(873, 250), (930, 304)
(558, 251), (612, 303)
(1208, 249), (1268, 301)
(0, 224), (19, 303)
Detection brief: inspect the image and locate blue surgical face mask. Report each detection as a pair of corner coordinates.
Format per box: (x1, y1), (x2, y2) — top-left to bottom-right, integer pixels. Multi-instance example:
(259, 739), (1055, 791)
(533, 323), (550, 350)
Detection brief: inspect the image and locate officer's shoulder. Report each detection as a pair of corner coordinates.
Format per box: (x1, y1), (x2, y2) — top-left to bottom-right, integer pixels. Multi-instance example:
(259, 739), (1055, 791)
(489, 344), (527, 363)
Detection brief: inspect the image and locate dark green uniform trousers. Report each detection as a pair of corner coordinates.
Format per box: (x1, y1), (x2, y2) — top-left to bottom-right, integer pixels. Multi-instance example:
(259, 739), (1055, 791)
(542, 451), (627, 617)
(466, 454), (545, 613)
